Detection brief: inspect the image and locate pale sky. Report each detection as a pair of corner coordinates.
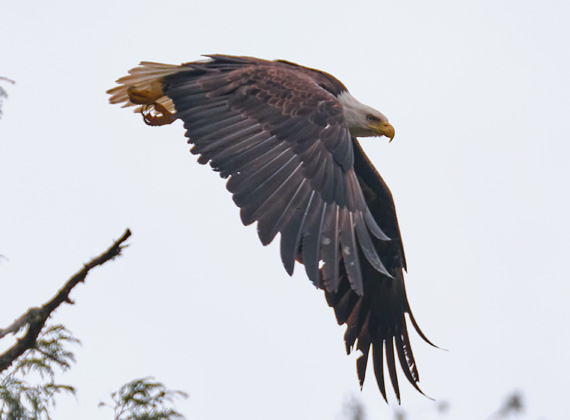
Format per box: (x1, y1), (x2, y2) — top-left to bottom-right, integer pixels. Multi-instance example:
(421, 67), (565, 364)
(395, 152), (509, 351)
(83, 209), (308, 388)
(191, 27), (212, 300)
(1, 1), (569, 419)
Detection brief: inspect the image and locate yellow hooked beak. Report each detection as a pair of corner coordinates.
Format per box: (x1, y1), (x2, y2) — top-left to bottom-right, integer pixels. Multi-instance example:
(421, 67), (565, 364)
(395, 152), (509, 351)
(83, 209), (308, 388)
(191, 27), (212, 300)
(377, 121), (395, 142)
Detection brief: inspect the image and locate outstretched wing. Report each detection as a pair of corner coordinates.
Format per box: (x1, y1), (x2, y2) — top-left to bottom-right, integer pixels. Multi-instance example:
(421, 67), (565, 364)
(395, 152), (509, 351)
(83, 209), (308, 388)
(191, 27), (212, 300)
(325, 139), (436, 402)
(159, 56), (391, 294)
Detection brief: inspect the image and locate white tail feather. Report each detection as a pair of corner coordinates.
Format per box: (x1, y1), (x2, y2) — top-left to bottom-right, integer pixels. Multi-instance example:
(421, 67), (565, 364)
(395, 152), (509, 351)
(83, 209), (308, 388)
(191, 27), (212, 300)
(107, 62), (192, 113)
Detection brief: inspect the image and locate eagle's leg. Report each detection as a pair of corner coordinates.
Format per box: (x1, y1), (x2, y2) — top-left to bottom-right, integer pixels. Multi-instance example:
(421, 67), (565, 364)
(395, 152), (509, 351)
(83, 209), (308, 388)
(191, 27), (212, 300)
(127, 85), (176, 127)
(127, 84), (163, 105)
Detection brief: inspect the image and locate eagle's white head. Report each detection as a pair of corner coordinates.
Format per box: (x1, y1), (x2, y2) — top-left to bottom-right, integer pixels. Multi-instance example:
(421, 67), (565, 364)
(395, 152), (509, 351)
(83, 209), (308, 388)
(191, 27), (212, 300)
(337, 92), (395, 140)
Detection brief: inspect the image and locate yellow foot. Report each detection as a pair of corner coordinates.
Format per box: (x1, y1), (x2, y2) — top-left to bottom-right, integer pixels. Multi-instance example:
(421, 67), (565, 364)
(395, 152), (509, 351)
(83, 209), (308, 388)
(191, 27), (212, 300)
(141, 102), (176, 126)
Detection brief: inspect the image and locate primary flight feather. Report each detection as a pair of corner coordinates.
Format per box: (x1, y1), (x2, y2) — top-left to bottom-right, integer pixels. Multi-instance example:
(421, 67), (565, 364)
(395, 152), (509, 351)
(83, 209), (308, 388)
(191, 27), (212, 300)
(108, 55), (434, 402)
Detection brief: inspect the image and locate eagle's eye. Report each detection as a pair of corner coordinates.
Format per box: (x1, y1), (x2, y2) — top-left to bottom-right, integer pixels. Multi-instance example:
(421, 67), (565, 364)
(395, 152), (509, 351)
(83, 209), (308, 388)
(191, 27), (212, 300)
(366, 114), (376, 122)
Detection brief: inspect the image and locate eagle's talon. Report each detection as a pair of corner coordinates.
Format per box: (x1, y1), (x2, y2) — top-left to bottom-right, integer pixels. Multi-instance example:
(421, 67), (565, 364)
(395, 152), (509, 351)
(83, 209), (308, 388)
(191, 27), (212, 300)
(141, 102), (176, 126)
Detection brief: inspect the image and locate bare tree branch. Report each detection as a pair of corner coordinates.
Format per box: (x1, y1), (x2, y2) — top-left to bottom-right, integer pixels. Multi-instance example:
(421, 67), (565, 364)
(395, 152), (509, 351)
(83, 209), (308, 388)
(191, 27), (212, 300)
(0, 228), (132, 373)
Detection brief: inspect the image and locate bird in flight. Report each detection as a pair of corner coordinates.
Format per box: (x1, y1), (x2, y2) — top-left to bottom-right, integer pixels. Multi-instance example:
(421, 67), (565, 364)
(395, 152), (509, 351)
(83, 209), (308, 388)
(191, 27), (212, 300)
(108, 55), (435, 402)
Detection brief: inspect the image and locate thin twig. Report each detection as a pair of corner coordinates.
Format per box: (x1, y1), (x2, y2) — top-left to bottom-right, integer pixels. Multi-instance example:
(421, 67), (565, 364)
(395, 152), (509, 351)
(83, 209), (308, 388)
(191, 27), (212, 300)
(0, 229), (132, 373)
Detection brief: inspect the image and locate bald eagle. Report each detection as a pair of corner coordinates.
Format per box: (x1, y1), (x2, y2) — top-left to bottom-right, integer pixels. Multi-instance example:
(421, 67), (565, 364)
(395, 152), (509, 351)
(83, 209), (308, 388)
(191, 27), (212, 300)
(108, 55), (435, 402)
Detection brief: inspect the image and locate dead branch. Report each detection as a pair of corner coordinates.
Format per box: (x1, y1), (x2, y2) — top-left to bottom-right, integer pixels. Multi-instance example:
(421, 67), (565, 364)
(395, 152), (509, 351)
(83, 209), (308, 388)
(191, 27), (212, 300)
(0, 228), (132, 373)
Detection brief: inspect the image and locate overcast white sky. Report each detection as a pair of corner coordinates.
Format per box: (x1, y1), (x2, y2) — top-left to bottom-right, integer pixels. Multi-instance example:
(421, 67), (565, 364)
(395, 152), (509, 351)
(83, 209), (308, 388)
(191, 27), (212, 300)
(1, 1), (569, 419)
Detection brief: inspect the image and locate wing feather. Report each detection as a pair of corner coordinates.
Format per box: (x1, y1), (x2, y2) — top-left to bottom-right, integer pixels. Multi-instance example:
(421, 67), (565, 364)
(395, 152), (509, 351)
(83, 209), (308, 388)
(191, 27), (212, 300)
(279, 186), (315, 275)
(256, 177), (308, 246)
(320, 205), (341, 292)
(340, 209), (363, 294)
(214, 133), (278, 176)
(182, 101), (231, 125)
(395, 331), (425, 396)
(228, 145), (292, 198)
(236, 156), (302, 224)
(199, 124), (263, 158)
(385, 339), (401, 402)
(373, 342), (388, 402)
(191, 114), (246, 136)
(300, 198), (327, 286)
(178, 97), (227, 119)
(241, 162), (305, 227)
(354, 211), (391, 277)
